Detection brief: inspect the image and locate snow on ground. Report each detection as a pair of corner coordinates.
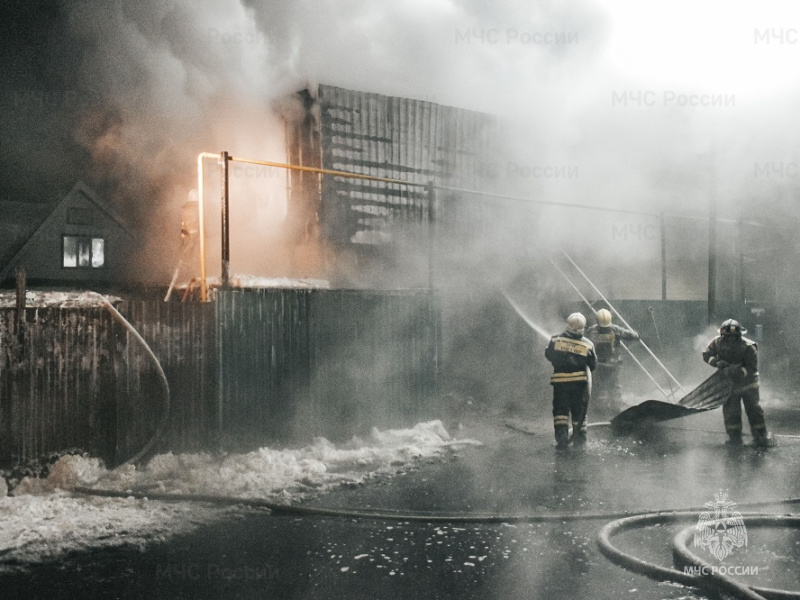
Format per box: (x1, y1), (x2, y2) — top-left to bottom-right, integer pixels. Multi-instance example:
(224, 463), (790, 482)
(177, 274), (331, 294)
(0, 421), (479, 569)
(0, 275), (329, 308)
(0, 290), (122, 308)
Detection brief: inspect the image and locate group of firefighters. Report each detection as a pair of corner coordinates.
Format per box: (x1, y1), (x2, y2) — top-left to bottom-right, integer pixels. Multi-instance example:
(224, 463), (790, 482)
(544, 309), (771, 449)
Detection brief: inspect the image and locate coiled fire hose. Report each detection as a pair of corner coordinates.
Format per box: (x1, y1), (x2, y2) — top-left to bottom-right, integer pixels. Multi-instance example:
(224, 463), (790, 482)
(598, 511), (800, 600)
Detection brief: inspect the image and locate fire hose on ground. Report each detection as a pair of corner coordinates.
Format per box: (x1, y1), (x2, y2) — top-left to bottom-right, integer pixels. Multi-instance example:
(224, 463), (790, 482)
(69, 481), (800, 600)
(72, 296), (798, 599)
(72, 422), (800, 599)
(598, 511), (800, 600)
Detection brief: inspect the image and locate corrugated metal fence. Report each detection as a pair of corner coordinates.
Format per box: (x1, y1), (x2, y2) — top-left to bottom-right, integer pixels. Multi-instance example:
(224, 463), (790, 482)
(0, 289), (437, 467)
(216, 289), (438, 451)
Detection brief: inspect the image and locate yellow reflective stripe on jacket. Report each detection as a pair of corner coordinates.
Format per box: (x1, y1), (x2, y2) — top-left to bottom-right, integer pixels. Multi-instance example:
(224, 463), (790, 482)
(594, 332), (616, 344)
(550, 371), (588, 383)
(552, 337), (591, 357)
(553, 416), (570, 425)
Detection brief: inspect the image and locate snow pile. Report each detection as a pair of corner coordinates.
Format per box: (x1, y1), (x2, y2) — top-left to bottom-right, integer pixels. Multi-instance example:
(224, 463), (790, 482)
(0, 492), (225, 564)
(0, 291), (121, 308)
(91, 420), (469, 499)
(226, 275), (330, 289)
(180, 274), (331, 291)
(0, 421), (478, 568)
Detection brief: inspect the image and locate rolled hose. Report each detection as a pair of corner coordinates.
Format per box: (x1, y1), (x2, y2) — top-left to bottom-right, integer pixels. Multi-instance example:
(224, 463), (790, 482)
(673, 518), (800, 600)
(598, 511), (800, 600)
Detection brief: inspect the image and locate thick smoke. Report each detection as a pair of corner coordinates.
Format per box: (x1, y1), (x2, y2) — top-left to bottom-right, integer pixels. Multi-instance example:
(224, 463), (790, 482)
(3, 1), (800, 397)
(5, 1), (800, 283)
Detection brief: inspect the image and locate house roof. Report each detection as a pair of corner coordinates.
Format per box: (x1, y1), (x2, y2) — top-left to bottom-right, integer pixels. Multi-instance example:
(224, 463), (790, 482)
(0, 181), (132, 282)
(0, 201), (55, 268)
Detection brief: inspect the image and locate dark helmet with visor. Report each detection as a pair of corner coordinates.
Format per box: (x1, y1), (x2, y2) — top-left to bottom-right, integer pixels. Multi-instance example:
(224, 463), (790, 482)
(720, 319), (746, 337)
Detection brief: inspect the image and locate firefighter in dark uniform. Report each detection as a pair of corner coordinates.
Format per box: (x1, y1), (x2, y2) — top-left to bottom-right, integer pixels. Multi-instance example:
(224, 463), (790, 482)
(702, 319), (772, 447)
(585, 308), (639, 405)
(545, 312), (597, 447)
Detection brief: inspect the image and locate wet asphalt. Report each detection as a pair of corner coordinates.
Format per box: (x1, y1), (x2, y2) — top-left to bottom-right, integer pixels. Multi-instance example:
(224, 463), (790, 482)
(2, 401), (800, 600)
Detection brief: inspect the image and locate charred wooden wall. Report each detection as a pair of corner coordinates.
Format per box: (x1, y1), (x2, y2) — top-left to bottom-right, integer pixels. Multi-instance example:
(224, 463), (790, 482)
(284, 85), (515, 288)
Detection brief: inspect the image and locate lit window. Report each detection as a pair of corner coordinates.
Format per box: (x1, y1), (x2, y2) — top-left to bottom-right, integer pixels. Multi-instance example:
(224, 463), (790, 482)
(63, 236), (105, 268)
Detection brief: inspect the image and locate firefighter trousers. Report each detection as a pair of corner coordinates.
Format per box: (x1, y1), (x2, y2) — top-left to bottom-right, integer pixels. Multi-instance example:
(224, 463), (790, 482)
(552, 381), (589, 445)
(723, 387), (767, 442)
(593, 362), (621, 402)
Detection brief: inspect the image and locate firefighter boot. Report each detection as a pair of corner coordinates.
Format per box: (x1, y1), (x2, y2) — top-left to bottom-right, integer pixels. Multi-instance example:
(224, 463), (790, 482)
(753, 431), (775, 448)
(555, 426), (570, 449)
(571, 420), (587, 445)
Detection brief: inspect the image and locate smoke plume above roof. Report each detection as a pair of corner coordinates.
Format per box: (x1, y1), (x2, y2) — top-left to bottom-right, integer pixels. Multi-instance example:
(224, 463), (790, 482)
(2, 0), (799, 286)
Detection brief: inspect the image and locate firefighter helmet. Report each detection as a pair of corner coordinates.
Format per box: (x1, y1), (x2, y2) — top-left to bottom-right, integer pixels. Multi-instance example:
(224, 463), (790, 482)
(566, 312), (587, 335)
(720, 319), (746, 337)
(596, 308), (612, 327)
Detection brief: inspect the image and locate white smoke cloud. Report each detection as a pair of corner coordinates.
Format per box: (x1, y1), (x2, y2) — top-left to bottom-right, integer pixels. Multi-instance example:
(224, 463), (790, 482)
(6, 0), (799, 287)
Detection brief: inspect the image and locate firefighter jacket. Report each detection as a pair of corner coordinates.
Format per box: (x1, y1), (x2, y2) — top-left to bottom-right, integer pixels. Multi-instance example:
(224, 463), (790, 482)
(545, 330), (597, 384)
(702, 335), (759, 392)
(586, 324), (639, 364)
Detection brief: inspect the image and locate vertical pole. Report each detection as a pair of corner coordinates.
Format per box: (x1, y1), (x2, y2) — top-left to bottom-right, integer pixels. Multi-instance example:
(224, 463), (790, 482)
(660, 213), (667, 300)
(427, 181), (436, 291)
(15, 266), (26, 318)
(426, 181), (439, 400)
(220, 151), (230, 290)
(197, 154), (208, 302)
(15, 266), (26, 349)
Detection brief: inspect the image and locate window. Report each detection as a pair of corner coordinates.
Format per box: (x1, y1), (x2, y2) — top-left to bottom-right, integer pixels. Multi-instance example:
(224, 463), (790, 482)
(63, 236), (105, 268)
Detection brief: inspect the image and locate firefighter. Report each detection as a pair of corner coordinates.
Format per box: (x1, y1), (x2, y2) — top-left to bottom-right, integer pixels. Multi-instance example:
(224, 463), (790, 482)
(585, 308), (639, 405)
(545, 312), (597, 448)
(702, 319), (772, 447)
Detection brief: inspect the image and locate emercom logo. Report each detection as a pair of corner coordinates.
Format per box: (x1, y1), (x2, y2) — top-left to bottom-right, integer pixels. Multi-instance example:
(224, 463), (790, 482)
(694, 490), (747, 561)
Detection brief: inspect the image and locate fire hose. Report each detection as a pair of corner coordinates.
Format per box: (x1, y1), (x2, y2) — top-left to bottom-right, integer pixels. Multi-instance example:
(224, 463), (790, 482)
(93, 293), (171, 468)
(69, 482), (800, 599)
(69, 418), (800, 600)
(598, 511), (800, 600)
(69, 297), (798, 598)
(50, 405), (799, 600)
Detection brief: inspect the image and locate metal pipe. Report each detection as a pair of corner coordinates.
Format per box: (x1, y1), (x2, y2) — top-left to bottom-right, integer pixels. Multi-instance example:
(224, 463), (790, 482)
(228, 155), (427, 187)
(559, 250), (686, 394)
(435, 185), (773, 228)
(220, 151), (230, 289)
(549, 257), (672, 400)
(197, 152), (220, 302)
